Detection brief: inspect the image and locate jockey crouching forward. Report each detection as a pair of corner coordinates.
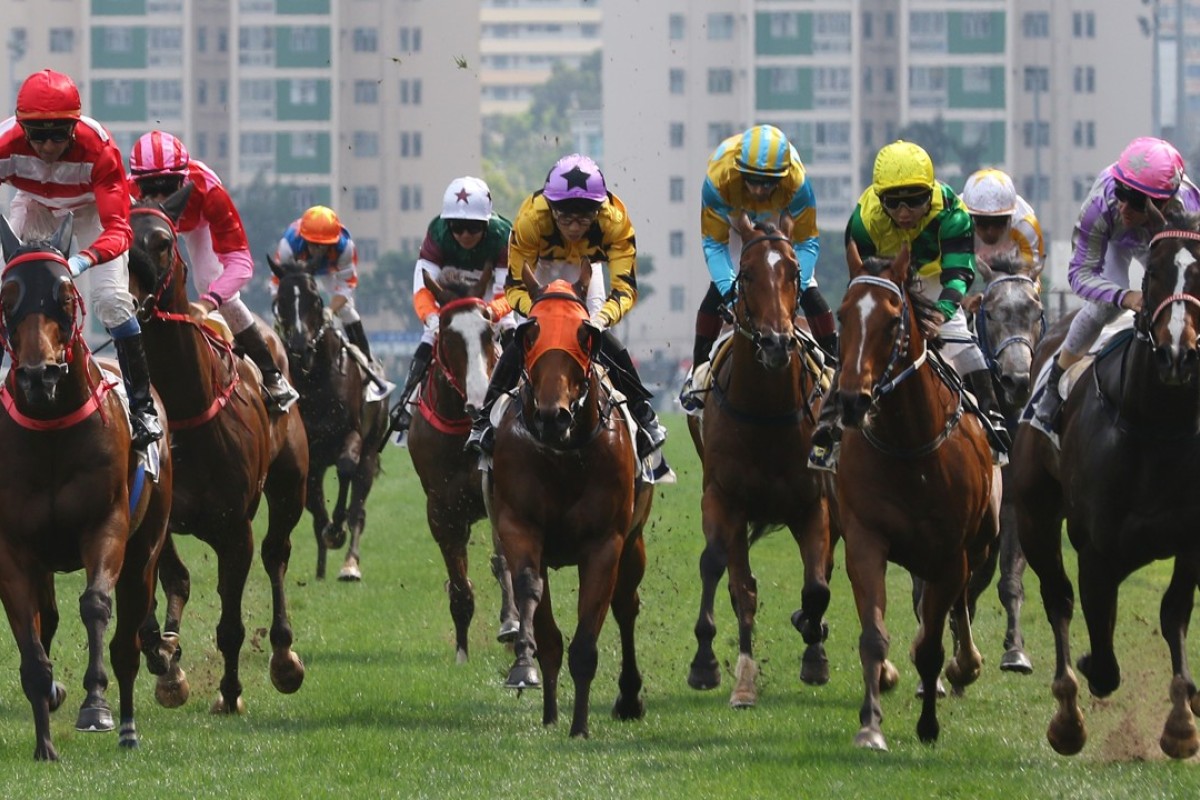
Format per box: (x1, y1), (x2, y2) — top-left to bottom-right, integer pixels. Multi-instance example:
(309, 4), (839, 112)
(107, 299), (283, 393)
(389, 176), (514, 436)
(808, 140), (1011, 472)
(129, 129), (299, 412)
(0, 69), (161, 452)
(465, 154), (668, 461)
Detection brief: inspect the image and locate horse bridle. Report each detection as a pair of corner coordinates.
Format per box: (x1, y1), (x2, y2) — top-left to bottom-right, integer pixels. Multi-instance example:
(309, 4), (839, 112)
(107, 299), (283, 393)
(1144, 229), (1200, 335)
(974, 274), (1046, 374)
(731, 231), (798, 352)
(273, 275), (332, 375)
(848, 275), (929, 400)
(0, 251), (85, 370)
(431, 297), (490, 403)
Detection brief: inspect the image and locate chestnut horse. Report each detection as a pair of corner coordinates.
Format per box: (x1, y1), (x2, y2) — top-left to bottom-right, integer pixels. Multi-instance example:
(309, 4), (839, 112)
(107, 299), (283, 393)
(963, 254), (1046, 674)
(0, 216), (172, 759)
(835, 245), (1000, 750)
(269, 255), (388, 581)
(407, 268), (517, 662)
(1013, 214), (1200, 759)
(684, 214), (832, 708)
(127, 192), (309, 714)
(486, 264), (653, 738)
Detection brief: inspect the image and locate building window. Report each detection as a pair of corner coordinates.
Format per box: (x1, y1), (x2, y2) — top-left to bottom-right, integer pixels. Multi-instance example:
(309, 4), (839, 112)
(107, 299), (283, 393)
(707, 122), (735, 148)
(1073, 120), (1096, 148)
(400, 132), (423, 158)
(358, 238), (380, 263)
(353, 186), (379, 211)
(707, 68), (733, 94)
(1072, 12), (1095, 39)
(217, 28), (228, 52)
(290, 79), (319, 106)
(707, 13), (734, 40)
(353, 131), (379, 157)
(863, 12), (873, 39)
(1073, 66), (1095, 94)
(400, 79), (422, 105)
(669, 122), (685, 148)
(353, 28), (377, 52)
(49, 28), (74, 53)
(196, 26), (206, 53)
(669, 69), (685, 95)
(670, 285), (685, 313)
(354, 80), (379, 104)
(669, 177), (684, 203)
(668, 14), (685, 41)
(669, 231), (685, 257)
(1022, 12), (1049, 38)
(960, 12), (991, 39)
(290, 27), (318, 52)
(104, 27), (135, 53)
(197, 80), (208, 105)
(400, 185), (413, 211)
(1022, 121), (1050, 147)
(399, 27), (422, 52)
(1023, 67), (1049, 93)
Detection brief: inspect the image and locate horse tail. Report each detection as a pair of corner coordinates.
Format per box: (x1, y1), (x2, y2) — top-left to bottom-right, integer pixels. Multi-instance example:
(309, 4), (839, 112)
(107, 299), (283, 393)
(747, 522), (774, 546)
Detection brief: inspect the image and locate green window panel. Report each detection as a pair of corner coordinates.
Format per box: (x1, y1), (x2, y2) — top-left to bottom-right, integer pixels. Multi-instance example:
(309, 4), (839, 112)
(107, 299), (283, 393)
(91, 27), (148, 69)
(755, 67), (813, 111)
(278, 0), (331, 12)
(275, 79), (331, 120)
(948, 66), (1005, 109)
(754, 12), (813, 56)
(92, 0), (146, 14)
(947, 120), (1006, 164)
(275, 132), (331, 174)
(89, 80), (147, 122)
(947, 12), (1005, 55)
(275, 26), (332, 69)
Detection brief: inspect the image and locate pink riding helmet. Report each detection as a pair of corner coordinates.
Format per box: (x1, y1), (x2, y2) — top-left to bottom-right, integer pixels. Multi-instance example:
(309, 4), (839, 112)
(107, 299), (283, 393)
(129, 130), (190, 176)
(1113, 137), (1184, 199)
(543, 154), (607, 203)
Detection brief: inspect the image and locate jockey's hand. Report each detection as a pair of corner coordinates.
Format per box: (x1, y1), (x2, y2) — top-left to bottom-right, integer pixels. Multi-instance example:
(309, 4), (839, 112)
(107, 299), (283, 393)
(588, 311), (608, 332)
(919, 314), (944, 341)
(66, 254), (92, 278)
(719, 287), (737, 324)
(1120, 290), (1144, 313)
(189, 298), (217, 326)
(322, 306), (335, 325)
(423, 312), (440, 333)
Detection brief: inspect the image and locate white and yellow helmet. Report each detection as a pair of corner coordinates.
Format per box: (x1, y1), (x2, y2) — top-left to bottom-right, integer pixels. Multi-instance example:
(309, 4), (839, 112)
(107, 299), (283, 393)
(961, 168), (1017, 216)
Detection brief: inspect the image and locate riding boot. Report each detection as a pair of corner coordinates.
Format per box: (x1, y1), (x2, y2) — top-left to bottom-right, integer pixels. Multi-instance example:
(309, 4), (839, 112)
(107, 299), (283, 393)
(113, 332), (164, 451)
(234, 325), (300, 412)
(815, 331), (839, 365)
(807, 377), (842, 472)
(344, 320), (373, 361)
(389, 342), (432, 435)
(964, 368), (1012, 453)
(679, 333), (715, 412)
(466, 340), (523, 455)
(603, 338), (668, 458)
(1033, 360), (1067, 433)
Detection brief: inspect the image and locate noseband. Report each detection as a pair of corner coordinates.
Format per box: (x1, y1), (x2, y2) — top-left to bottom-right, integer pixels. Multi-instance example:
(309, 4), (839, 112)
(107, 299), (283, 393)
(1146, 230), (1200, 332)
(974, 274), (1046, 373)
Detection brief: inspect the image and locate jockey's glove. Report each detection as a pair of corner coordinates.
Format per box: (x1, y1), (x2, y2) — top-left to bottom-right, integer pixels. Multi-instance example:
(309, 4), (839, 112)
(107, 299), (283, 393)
(423, 312), (440, 333)
(588, 311), (608, 332)
(67, 253), (92, 278)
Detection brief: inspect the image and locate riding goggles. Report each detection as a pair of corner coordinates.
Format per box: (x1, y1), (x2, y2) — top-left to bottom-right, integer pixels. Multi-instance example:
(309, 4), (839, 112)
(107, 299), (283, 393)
(743, 176), (781, 191)
(1113, 181), (1171, 212)
(879, 190), (933, 212)
(552, 210), (598, 228)
(448, 219), (488, 235)
(22, 123), (74, 143)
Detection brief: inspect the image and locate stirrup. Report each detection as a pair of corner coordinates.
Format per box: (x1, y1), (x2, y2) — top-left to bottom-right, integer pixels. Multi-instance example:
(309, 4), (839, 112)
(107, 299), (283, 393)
(131, 412), (164, 449)
(465, 423), (494, 456)
(807, 440), (839, 473)
(678, 375), (703, 413)
(264, 378), (300, 413)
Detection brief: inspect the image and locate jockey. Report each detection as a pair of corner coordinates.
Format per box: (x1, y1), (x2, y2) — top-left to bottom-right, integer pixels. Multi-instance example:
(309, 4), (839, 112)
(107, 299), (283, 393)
(129, 129), (299, 412)
(680, 124), (837, 412)
(960, 167), (1045, 272)
(0, 69), (162, 452)
(388, 176), (514, 436)
(1033, 136), (1200, 431)
(809, 140), (1010, 471)
(465, 153), (668, 459)
(275, 206), (391, 398)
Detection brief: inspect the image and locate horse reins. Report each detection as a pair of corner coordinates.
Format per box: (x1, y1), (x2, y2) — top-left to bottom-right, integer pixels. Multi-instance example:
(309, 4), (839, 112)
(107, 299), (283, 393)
(1146, 230), (1200, 327)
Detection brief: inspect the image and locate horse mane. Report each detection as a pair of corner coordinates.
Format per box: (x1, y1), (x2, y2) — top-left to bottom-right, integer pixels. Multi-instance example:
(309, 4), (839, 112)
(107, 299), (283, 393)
(437, 275), (478, 301)
(752, 220), (779, 236)
(1162, 206), (1200, 233)
(982, 253), (1026, 276)
(860, 255), (945, 344)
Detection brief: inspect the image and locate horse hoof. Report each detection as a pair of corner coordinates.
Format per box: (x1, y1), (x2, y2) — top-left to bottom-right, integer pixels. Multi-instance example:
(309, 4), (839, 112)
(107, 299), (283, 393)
(337, 562), (362, 582)
(612, 693), (646, 721)
(800, 645), (830, 686)
(155, 667), (190, 708)
(49, 682), (67, 713)
(1000, 649), (1033, 674)
(915, 677), (947, 699)
(854, 729), (889, 751)
(270, 650), (306, 694)
(687, 660), (721, 691)
(455, 648), (469, 665)
(210, 694), (247, 715)
(118, 719), (139, 749)
(75, 704), (114, 733)
(497, 619), (520, 643)
(505, 664), (541, 690)
(322, 524), (347, 550)
(879, 660), (900, 693)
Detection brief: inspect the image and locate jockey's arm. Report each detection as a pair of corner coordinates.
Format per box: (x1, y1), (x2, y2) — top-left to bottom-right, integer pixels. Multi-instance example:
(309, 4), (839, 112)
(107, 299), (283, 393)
(1067, 196), (1125, 307)
(785, 181), (820, 290)
(700, 181), (736, 297)
(81, 146), (133, 266)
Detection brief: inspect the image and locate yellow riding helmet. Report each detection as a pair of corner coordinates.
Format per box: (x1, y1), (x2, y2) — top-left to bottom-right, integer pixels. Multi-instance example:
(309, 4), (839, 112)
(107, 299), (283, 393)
(872, 141), (936, 195)
(299, 205), (342, 245)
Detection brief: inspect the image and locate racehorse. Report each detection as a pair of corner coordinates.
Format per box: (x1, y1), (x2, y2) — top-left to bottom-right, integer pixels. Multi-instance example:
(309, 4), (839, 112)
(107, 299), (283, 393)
(127, 190), (309, 714)
(486, 262), (653, 738)
(269, 255), (388, 581)
(684, 213), (832, 708)
(835, 244), (1000, 750)
(1012, 213), (1200, 759)
(0, 215), (172, 759)
(962, 253), (1046, 674)
(406, 267), (518, 662)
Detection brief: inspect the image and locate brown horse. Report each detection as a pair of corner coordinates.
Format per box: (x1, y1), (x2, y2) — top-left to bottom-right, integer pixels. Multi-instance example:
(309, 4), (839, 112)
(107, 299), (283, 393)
(486, 263), (653, 738)
(1013, 216), (1200, 759)
(684, 213), (832, 708)
(407, 268), (518, 662)
(269, 255), (389, 581)
(0, 215), (172, 759)
(962, 254), (1046, 674)
(127, 192), (309, 714)
(835, 245), (1000, 750)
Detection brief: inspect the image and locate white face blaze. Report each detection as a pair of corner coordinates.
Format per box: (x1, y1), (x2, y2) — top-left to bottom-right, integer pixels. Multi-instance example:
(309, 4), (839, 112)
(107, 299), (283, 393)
(854, 293), (877, 374)
(765, 249), (783, 268)
(287, 284), (301, 329)
(1168, 246), (1196, 347)
(447, 309), (492, 408)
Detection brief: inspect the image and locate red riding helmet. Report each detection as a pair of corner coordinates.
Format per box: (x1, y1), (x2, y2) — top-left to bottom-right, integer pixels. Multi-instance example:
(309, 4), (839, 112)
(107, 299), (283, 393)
(16, 69), (81, 122)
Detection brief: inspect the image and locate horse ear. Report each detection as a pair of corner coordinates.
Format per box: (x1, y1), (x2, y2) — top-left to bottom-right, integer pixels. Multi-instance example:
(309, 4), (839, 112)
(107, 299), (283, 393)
(422, 268), (452, 307)
(846, 239), (865, 278)
(1029, 258), (1044, 283)
(471, 262), (494, 299)
(0, 214), (23, 262)
(576, 257), (592, 299)
(963, 293), (984, 315)
(160, 182), (194, 225)
(267, 253), (285, 279)
(50, 213), (74, 257)
(974, 254), (995, 285)
(894, 242), (912, 283)
(522, 261), (544, 300)
(732, 212), (755, 240)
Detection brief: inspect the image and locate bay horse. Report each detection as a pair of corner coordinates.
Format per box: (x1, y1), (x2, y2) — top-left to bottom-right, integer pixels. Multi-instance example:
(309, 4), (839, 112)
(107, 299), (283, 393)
(1012, 213), (1200, 759)
(836, 244), (1000, 750)
(684, 213), (832, 708)
(486, 263), (653, 738)
(0, 215), (172, 759)
(269, 255), (388, 582)
(407, 267), (518, 662)
(127, 190), (309, 714)
(962, 253), (1046, 674)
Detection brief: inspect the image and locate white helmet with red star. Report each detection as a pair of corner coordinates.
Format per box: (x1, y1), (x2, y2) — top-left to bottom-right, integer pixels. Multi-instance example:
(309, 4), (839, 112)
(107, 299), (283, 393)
(441, 176), (493, 221)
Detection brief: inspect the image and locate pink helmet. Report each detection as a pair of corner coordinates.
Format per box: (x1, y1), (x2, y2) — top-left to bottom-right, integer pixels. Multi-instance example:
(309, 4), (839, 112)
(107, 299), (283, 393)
(1113, 137), (1184, 199)
(543, 154), (607, 203)
(129, 130), (190, 176)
